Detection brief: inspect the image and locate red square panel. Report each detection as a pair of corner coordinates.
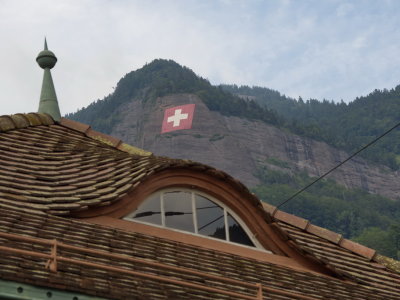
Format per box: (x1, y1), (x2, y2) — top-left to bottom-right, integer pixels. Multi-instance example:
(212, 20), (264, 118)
(161, 104), (196, 134)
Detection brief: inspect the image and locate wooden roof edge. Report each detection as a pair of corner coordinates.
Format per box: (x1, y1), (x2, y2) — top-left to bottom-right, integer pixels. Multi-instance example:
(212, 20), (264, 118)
(59, 117), (152, 156)
(261, 202), (384, 262)
(145, 156), (263, 206)
(148, 160), (268, 221)
(374, 254), (400, 274)
(0, 113), (54, 132)
(0, 113), (151, 156)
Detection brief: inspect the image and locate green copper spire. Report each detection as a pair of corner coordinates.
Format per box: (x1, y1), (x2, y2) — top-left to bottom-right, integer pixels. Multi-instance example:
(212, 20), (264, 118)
(36, 39), (61, 121)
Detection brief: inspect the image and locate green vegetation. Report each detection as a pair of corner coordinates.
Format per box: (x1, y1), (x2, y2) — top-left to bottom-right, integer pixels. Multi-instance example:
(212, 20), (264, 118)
(222, 84), (400, 170)
(265, 157), (291, 169)
(252, 167), (400, 259)
(209, 133), (225, 142)
(67, 59), (280, 134)
(162, 132), (181, 139)
(354, 225), (400, 259)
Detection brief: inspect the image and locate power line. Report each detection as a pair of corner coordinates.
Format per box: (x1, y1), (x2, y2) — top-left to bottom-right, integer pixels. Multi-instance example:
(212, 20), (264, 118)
(272, 120), (400, 216)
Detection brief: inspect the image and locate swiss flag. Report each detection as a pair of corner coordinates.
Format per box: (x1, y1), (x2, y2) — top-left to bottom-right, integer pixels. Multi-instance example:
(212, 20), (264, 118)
(161, 104), (196, 134)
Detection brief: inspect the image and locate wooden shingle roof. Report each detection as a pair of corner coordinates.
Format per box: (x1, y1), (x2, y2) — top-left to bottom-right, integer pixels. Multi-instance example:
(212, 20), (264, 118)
(0, 113), (399, 299)
(0, 206), (399, 300)
(263, 203), (400, 298)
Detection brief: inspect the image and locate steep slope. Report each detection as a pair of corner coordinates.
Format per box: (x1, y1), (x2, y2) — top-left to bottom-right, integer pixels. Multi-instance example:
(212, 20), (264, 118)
(107, 92), (399, 200)
(222, 84), (400, 170)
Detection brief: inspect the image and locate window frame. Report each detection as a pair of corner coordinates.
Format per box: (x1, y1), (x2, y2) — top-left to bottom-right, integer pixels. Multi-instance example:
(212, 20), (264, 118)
(123, 188), (263, 249)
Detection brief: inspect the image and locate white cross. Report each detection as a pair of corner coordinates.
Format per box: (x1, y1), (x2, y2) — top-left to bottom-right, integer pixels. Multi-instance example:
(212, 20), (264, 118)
(167, 109), (188, 127)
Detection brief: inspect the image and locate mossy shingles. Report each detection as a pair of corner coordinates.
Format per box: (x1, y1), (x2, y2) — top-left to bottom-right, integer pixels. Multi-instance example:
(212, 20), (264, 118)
(375, 254), (400, 273)
(0, 116), (16, 131)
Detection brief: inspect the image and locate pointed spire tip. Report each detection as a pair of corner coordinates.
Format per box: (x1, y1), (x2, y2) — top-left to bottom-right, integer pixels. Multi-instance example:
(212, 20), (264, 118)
(37, 38), (61, 121)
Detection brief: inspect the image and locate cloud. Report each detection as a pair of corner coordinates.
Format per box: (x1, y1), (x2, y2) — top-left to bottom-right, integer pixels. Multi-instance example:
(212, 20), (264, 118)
(336, 2), (354, 17)
(0, 0), (399, 116)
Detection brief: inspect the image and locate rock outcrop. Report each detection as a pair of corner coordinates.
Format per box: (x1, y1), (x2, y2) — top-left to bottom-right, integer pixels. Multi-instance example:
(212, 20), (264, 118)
(111, 93), (399, 200)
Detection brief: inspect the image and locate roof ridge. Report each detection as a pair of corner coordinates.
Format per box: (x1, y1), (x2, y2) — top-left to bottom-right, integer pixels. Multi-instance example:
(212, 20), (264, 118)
(59, 118), (152, 156)
(261, 202), (379, 261)
(0, 113), (54, 131)
(58, 117), (153, 156)
(375, 254), (400, 274)
(0, 113), (151, 156)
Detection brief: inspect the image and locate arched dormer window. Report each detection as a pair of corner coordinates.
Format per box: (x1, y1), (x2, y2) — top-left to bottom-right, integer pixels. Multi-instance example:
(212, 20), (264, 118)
(75, 169), (337, 275)
(123, 189), (262, 249)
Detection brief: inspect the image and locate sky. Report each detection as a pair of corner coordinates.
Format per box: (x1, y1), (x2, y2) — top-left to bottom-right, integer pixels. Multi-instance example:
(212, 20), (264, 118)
(1, 0), (399, 116)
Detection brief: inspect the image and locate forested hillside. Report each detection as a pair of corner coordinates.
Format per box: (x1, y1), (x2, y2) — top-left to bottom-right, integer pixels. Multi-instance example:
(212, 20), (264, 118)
(67, 59), (400, 259)
(70, 61), (400, 172)
(222, 84), (400, 170)
(253, 167), (400, 259)
(68, 59), (280, 134)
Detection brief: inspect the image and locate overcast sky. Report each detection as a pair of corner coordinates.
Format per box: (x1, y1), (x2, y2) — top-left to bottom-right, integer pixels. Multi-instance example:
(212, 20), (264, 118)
(1, 0), (399, 116)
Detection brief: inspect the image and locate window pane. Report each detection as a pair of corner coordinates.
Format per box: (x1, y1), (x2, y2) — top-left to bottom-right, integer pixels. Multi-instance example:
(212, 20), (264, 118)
(164, 191), (194, 232)
(227, 213), (255, 247)
(126, 194), (161, 225)
(196, 194), (225, 240)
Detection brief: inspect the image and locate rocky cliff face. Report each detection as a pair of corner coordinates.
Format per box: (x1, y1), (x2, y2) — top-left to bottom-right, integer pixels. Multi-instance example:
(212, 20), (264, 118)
(111, 93), (399, 200)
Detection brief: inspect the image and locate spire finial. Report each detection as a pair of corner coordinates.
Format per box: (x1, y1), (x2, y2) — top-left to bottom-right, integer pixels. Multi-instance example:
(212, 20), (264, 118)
(36, 39), (61, 121)
(36, 38), (57, 69)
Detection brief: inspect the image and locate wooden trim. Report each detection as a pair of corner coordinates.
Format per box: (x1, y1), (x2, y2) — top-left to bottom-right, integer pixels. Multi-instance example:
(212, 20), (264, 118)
(72, 169), (337, 277)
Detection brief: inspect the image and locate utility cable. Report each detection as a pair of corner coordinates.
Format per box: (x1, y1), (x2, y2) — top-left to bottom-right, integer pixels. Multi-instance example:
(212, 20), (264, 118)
(272, 120), (400, 216)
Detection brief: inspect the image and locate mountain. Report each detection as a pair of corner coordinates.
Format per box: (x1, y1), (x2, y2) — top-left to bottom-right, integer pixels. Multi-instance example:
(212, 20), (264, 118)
(67, 59), (399, 200)
(70, 59), (280, 135)
(67, 59), (400, 258)
(222, 84), (400, 170)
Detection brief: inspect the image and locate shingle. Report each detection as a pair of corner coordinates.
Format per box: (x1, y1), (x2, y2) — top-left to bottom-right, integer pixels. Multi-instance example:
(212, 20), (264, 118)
(0, 206), (397, 300)
(59, 117), (90, 134)
(0, 116), (16, 131)
(276, 220), (400, 296)
(25, 113), (42, 126)
(10, 114), (30, 128)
